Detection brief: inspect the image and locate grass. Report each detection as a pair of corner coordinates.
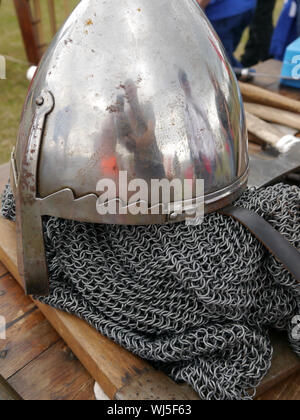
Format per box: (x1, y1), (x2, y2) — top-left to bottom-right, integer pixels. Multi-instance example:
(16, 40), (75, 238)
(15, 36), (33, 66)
(0, 0), (29, 164)
(0, 0), (285, 164)
(0, 0), (79, 164)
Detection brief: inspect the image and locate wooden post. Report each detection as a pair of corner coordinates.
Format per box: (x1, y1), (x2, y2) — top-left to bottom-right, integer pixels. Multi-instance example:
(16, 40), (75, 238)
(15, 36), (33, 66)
(64, 0), (70, 19)
(13, 0), (41, 65)
(32, 0), (47, 55)
(0, 376), (23, 401)
(47, 0), (57, 37)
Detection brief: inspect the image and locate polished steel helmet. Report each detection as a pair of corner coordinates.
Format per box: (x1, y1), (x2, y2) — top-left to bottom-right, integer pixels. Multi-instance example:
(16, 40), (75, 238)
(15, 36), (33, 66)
(11, 0), (249, 295)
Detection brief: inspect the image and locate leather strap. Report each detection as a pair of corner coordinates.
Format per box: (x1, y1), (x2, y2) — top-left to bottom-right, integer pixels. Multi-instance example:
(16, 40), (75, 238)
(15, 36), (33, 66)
(219, 205), (300, 283)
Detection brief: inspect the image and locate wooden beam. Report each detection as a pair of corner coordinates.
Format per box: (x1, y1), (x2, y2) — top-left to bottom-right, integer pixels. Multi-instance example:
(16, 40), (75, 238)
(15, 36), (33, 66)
(47, 0), (57, 37)
(32, 0), (46, 54)
(64, 0), (70, 19)
(8, 341), (95, 400)
(13, 0), (41, 65)
(0, 376), (23, 401)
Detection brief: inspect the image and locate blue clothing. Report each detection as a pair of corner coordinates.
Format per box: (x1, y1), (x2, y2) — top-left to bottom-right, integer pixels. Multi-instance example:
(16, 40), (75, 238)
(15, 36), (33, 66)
(270, 0), (298, 60)
(206, 0), (257, 21)
(297, 0), (300, 36)
(210, 11), (255, 67)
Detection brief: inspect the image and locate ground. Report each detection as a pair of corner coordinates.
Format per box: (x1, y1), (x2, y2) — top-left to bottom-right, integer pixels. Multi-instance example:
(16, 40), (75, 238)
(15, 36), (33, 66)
(0, 0), (284, 164)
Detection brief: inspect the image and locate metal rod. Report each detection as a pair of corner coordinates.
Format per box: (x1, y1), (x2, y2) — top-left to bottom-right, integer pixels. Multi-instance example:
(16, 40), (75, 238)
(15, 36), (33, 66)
(234, 67), (298, 82)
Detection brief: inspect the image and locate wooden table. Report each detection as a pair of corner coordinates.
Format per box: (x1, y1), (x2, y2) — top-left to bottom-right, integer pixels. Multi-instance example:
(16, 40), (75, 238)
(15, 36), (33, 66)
(0, 60), (299, 401)
(0, 260), (95, 400)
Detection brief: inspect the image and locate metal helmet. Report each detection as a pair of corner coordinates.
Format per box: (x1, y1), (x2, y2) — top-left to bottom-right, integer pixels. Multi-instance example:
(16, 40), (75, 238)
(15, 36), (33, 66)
(11, 0), (249, 295)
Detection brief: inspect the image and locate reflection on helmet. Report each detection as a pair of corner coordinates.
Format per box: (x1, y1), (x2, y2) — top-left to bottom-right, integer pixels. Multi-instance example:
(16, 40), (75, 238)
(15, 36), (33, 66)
(11, 0), (249, 295)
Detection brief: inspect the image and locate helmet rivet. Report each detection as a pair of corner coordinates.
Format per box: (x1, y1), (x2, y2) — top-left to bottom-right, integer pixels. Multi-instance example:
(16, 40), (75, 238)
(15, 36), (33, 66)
(36, 97), (44, 106)
(170, 212), (178, 220)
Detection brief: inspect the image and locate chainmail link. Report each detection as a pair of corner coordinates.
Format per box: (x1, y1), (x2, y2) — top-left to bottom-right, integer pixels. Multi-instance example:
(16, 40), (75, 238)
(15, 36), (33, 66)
(1, 183), (299, 400)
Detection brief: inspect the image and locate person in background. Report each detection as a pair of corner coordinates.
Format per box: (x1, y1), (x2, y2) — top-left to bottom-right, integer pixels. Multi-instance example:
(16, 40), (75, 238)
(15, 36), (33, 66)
(270, 0), (298, 61)
(241, 0), (276, 67)
(197, 0), (257, 67)
(296, 0), (300, 36)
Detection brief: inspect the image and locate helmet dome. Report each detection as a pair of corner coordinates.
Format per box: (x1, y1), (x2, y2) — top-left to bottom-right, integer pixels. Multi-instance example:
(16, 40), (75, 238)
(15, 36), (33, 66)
(11, 0), (248, 294)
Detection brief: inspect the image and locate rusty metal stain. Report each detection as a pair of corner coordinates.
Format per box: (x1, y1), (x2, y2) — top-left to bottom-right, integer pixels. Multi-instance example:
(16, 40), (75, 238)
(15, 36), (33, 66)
(121, 366), (149, 385)
(121, 372), (131, 385)
(132, 366), (150, 376)
(0, 350), (8, 359)
(64, 38), (73, 46)
(106, 104), (120, 114)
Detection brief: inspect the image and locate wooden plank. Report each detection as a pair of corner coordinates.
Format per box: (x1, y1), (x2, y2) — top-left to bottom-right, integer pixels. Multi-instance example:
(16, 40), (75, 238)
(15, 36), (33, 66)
(255, 331), (300, 398)
(240, 82), (300, 113)
(47, 0), (57, 37)
(0, 310), (59, 379)
(64, 0), (70, 19)
(13, 0), (41, 65)
(8, 340), (95, 400)
(72, 380), (96, 401)
(0, 263), (8, 278)
(245, 102), (300, 131)
(32, 0), (46, 54)
(257, 372), (300, 400)
(0, 273), (35, 325)
(0, 375), (22, 400)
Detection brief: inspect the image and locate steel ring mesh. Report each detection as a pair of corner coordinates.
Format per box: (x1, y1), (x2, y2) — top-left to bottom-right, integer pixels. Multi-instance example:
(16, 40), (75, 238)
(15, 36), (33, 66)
(1, 182), (299, 400)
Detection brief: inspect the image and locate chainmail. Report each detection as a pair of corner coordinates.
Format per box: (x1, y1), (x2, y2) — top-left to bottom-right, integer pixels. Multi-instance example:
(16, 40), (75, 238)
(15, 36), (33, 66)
(1, 182), (299, 400)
